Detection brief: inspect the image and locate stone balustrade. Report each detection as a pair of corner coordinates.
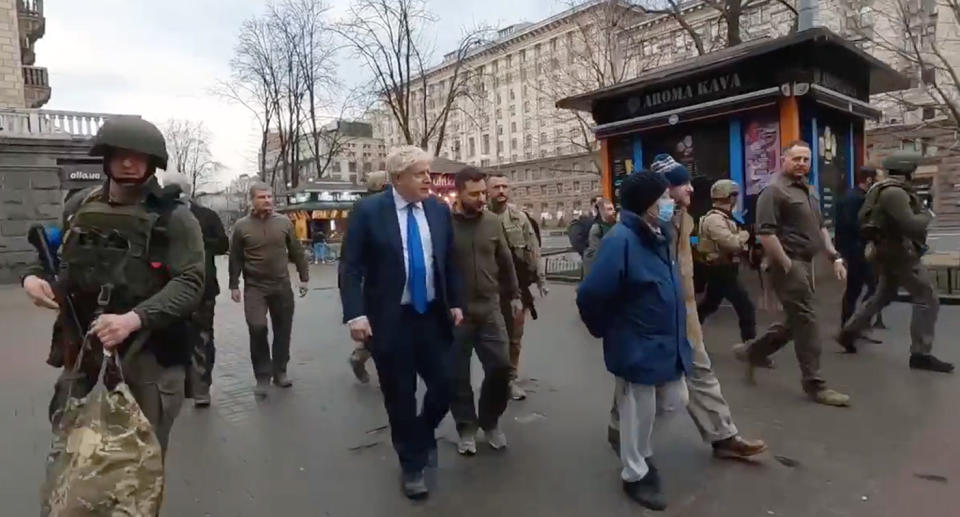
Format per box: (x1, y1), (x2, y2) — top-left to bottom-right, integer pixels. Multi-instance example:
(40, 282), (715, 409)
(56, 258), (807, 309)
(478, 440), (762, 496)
(0, 109), (136, 139)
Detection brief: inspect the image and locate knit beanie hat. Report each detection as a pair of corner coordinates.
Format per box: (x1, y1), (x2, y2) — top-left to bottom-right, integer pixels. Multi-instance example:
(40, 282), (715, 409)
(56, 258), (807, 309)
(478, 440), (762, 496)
(620, 170), (669, 214)
(649, 153), (691, 186)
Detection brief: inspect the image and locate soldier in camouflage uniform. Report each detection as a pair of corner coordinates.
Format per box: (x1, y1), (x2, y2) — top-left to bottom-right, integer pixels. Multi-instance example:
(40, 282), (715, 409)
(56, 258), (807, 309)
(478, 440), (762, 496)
(487, 173), (547, 401)
(160, 171), (229, 406)
(837, 151), (953, 372)
(22, 117), (205, 455)
(696, 179), (757, 343)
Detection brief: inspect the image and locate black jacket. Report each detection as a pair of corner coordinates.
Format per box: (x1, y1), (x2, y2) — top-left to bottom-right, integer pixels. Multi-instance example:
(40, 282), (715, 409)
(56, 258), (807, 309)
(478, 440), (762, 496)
(190, 202), (229, 299)
(835, 186), (866, 261)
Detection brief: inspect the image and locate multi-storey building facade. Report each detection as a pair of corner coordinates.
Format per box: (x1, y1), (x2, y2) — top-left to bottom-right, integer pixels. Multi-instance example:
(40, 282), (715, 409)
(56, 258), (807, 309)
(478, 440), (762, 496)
(373, 0), (960, 225)
(0, 0), (49, 109)
(261, 120), (388, 191)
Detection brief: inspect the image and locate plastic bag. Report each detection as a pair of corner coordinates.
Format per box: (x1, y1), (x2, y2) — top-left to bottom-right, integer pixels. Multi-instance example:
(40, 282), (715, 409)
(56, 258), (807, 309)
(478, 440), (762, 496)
(42, 351), (164, 517)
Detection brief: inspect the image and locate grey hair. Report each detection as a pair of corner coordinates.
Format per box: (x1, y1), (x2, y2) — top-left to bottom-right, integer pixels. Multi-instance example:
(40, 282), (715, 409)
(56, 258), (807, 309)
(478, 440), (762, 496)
(386, 145), (433, 180)
(249, 181), (272, 200)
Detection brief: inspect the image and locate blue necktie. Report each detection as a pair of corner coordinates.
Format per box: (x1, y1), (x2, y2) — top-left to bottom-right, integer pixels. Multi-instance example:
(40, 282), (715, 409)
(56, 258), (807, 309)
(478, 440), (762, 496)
(406, 204), (428, 314)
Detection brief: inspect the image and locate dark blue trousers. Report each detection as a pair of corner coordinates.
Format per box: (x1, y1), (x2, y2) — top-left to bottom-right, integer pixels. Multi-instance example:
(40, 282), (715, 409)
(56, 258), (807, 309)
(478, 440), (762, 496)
(371, 304), (453, 473)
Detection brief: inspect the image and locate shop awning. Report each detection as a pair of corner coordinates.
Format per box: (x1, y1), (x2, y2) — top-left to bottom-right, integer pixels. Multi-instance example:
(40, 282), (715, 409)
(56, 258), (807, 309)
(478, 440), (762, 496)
(808, 84), (883, 120)
(592, 87), (781, 139)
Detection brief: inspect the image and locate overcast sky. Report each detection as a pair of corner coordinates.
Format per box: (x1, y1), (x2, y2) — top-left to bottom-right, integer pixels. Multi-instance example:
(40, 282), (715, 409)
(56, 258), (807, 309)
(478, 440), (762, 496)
(38, 0), (561, 189)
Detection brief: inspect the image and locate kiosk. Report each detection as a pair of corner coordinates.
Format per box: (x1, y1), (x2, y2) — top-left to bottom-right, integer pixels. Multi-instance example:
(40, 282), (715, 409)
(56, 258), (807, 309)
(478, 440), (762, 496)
(557, 28), (909, 227)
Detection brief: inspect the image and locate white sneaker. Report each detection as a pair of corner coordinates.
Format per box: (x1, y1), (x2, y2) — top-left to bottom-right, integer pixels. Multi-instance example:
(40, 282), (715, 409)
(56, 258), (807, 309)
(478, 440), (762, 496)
(457, 434), (477, 456)
(486, 427), (508, 450)
(509, 381), (527, 401)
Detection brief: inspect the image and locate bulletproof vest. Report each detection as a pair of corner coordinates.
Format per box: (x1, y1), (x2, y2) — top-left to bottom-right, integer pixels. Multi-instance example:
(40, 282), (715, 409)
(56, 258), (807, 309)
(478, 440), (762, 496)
(60, 197), (174, 324)
(498, 205), (538, 282)
(859, 179), (919, 239)
(697, 209), (739, 264)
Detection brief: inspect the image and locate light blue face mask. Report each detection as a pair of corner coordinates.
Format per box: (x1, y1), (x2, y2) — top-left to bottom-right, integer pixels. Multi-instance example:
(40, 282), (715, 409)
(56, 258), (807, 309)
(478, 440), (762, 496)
(657, 198), (676, 223)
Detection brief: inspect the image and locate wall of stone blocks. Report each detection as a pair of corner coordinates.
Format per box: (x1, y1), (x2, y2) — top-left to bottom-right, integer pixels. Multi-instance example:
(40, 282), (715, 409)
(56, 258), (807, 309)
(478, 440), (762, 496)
(0, 166), (62, 284)
(0, 0), (25, 108)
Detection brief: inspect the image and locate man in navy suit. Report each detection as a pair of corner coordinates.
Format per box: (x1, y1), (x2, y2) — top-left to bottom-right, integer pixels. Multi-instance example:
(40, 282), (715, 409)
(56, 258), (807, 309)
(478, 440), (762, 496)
(340, 145), (463, 500)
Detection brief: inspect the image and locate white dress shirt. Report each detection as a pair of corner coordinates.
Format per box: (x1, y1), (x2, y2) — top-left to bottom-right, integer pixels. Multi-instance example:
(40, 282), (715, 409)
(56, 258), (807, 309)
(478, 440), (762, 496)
(393, 187), (436, 304)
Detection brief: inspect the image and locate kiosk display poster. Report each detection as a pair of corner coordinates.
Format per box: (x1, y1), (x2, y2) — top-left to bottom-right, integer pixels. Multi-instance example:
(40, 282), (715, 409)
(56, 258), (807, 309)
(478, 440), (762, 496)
(744, 115), (780, 196)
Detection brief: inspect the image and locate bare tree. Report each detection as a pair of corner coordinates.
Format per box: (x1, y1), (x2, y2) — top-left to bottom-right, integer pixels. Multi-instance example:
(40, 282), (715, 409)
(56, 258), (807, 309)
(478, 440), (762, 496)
(632, 0), (797, 52)
(219, 0), (342, 192)
(533, 0), (650, 172)
(216, 16), (282, 185)
(854, 0), (960, 128)
(336, 0), (489, 155)
(161, 119), (222, 194)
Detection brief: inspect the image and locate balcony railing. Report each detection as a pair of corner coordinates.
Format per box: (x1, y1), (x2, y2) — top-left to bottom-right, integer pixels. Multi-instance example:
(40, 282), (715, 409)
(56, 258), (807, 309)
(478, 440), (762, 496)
(22, 65), (47, 87)
(0, 109), (136, 139)
(22, 65), (50, 108)
(16, 0), (43, 17)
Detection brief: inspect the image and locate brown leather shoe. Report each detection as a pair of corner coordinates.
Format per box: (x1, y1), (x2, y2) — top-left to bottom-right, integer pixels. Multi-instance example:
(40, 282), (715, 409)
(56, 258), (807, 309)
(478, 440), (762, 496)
(712, 435), (768, 459)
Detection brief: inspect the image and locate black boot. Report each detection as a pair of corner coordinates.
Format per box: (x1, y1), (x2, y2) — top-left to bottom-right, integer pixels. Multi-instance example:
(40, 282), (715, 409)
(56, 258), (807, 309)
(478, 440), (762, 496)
(836, 332), (857, 354)
(622, 467), (666, 511)
(909, 354), (954, 373)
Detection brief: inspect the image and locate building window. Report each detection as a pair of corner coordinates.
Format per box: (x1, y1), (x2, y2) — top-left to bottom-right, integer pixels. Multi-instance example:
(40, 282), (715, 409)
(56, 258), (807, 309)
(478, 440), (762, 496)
(363, 162), (372, 172)
(348, 161), (357, 173)
(901, 139), (917, 152)
(511, 121), (517, 132)
(511, 138), (518, 150)
(524, 135), (533, 148)
(573, 180), (580, 192)
(922, 66), (937, 85)
(923, 106), (937, 120)
(540, 185), (547, 195)
(469, 137), (476, 157)
(497, 125), (503, 135)
(521, 49), (526, 62)
(509, 105), (516, 116)
(497, 140), (503, 153)
(482, 134), (490, 155)
(523, 101), (530, 113)
(332, 161), (341, 173)
(510, 89), (516, 101)
(557, 182), (563, 194)
(540, 131), (548, 144)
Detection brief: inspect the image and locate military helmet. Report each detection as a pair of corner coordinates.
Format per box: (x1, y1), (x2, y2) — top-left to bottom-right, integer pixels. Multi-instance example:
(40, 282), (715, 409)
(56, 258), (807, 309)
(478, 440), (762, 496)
(882, 151), (921, 176)
(89, 117), (169, 170)
(710, 179), (741, 199)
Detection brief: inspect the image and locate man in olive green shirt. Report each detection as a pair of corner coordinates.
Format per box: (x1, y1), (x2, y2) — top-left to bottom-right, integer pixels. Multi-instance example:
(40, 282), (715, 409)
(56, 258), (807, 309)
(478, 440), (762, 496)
(229, 183), (309, 397)
(487, 173), (546, 400)
(735, 140), (849, 407)
(451, 167), (522, 455)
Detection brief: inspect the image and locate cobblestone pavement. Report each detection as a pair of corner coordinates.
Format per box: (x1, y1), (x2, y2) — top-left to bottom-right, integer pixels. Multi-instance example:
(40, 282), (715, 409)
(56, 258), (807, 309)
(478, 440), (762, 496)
(2, 260), (960, 516)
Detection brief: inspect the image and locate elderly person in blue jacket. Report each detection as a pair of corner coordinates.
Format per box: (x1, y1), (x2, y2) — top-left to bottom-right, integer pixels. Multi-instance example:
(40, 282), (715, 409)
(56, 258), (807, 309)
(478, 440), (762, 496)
(576, 170), (693, 511)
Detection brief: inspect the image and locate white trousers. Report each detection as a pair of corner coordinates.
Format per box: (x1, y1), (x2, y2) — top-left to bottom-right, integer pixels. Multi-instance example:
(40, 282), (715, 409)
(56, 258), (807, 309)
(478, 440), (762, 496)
(616, 376), (688, 482)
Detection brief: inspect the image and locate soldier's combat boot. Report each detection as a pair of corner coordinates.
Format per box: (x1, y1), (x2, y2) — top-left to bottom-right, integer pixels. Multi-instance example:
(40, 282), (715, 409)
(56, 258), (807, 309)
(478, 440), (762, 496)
(910, 354), (955, 373)
(836, 331), (858, 354)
